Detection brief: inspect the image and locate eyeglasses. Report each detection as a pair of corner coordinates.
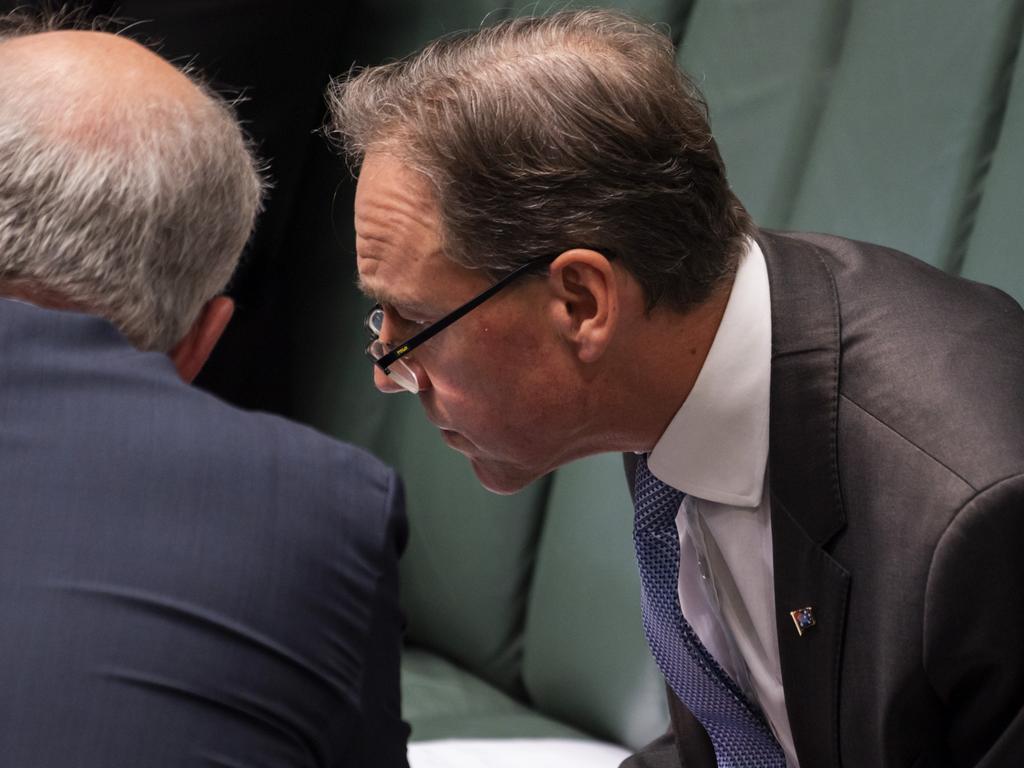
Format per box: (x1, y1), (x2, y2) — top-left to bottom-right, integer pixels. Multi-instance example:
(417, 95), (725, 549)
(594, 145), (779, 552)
(365, 250), (563, 393)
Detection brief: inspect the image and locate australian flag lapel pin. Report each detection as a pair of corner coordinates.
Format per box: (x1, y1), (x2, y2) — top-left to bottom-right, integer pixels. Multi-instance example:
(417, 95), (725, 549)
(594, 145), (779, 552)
(790, 606), (816, 637)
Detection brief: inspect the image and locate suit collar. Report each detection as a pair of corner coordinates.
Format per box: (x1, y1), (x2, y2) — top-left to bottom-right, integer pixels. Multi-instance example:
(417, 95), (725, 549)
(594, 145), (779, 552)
(760, 230), (846, 544)
(760, 229), (849, 768)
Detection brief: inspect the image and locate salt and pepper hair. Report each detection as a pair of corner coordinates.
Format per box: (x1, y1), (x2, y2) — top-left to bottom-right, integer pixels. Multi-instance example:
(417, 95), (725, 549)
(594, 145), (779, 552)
(0, 11), (265, 351)
(328, 8), (752, 313)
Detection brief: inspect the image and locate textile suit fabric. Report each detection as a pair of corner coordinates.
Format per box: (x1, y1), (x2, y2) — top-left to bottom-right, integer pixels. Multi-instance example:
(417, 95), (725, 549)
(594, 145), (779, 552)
(623, 230), (1024, 768)
(0, 299), (410, 767)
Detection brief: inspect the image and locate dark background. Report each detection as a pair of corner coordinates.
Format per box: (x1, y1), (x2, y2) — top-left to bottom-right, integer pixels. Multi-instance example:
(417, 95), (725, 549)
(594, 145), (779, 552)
(0, 1), (407, 420)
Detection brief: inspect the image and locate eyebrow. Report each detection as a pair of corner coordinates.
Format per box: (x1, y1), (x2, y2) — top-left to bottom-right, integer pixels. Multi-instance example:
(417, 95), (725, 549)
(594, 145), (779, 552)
(354, 275), (434, 317)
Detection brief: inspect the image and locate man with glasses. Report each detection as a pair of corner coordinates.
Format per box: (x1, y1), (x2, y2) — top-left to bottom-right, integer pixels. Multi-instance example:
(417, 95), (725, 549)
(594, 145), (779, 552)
(330, 8), (1024, 768)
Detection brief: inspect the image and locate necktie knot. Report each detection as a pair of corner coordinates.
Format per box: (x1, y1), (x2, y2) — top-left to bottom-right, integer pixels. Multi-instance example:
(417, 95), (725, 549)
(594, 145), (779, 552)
(633, 454), (685, 532)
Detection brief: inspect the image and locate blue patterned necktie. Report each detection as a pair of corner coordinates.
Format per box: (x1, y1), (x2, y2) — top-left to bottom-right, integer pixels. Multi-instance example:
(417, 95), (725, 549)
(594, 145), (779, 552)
(633, 454), (786, 768)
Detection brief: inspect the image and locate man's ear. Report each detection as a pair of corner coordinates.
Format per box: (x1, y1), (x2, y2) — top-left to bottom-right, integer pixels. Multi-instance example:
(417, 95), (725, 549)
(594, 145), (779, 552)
(547, 249), (618, 363)
(169, 296), (234, 383)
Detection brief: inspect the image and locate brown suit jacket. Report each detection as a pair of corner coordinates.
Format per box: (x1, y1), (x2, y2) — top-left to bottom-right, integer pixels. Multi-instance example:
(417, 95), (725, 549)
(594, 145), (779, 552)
(623, 230), (1024, 767)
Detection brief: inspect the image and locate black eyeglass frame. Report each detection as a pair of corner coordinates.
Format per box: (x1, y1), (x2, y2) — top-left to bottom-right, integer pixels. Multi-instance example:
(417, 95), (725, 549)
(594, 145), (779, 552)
(365, 247), (613, 375)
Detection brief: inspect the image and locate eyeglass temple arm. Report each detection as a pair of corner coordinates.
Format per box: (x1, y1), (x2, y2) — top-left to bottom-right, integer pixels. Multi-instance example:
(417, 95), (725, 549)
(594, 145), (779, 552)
(375, 257), (553, 370)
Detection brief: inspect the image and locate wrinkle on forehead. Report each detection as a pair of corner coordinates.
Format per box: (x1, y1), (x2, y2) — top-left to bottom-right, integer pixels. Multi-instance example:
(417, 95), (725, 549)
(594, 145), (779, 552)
(354, 153), (443, 266)
(354, 152), (458, 311)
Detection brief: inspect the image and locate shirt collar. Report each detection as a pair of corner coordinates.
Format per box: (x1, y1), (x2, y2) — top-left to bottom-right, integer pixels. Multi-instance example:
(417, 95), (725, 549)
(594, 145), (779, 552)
(647, 238), (772, 507)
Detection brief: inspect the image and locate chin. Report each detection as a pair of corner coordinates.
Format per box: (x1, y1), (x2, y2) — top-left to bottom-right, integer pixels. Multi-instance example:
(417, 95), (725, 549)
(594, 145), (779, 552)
(468, 457), (542, 496)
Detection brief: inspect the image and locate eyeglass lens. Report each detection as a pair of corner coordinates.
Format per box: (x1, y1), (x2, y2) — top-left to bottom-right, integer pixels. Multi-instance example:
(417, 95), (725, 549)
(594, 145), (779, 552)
(367, 307), (420, 393)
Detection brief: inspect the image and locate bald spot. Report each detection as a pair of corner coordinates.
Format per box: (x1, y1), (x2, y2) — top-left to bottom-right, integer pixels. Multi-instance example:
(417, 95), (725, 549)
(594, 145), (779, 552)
(0, 30), (204, 147)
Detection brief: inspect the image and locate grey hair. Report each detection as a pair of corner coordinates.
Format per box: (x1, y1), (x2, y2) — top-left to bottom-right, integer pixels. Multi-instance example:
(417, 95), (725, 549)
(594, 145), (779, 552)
(327, 8), (752, 313)
(0, 13), (265, 351)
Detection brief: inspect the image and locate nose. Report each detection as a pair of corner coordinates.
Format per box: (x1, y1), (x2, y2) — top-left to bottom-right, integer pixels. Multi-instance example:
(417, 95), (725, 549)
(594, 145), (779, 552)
(372, 357), (430, 394)
(373, 364), (406, 394)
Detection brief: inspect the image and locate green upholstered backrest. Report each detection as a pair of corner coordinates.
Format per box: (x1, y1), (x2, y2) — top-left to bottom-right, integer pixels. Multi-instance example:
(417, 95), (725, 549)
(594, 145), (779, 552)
(959, 29), (1024, 306)
(676, 0), (847, 227)
(507, 0), (692, 29)
(354, 0), (503, 61)
(357, 0), (691, 62)
(402, 648), (590, 741)
(522, 454), (669, 750)
(682, 0), (1024, 277)
(382, 404), (551, 693)
(785, 0), (1023, 268)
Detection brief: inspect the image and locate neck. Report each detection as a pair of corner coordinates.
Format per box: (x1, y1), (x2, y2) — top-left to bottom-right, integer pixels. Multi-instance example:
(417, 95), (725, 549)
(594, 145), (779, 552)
(0, 281), (90, 314)
(600, 280), (733, 454)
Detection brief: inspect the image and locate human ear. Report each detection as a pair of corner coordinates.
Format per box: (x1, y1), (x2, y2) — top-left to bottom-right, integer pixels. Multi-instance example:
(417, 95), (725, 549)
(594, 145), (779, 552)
(169, 296), (234, 383)
(547, 249), (618, 363)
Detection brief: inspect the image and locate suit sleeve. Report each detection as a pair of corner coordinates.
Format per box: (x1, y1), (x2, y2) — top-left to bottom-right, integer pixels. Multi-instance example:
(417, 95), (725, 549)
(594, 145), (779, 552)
(346, 469), (410, 768)
(924, 474), (1024, 768)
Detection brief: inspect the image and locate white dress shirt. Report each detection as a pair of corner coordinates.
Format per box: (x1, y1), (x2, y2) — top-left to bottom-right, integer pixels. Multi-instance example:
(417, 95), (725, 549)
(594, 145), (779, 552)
(646, 239), (800, 768)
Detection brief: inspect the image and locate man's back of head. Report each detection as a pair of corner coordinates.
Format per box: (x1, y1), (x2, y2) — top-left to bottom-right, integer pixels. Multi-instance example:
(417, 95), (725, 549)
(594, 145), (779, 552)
(0, 13), (263, 353)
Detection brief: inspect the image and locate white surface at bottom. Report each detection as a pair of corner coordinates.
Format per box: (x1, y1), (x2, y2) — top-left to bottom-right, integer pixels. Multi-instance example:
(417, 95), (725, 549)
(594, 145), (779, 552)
(408, 738), (631, 768)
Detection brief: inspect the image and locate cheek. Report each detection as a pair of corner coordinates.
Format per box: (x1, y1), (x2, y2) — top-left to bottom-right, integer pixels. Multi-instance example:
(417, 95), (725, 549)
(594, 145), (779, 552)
(431, 358), (524, 427)
(471, 360), (566, 446)
(424, 307), (566, 439)
(443, 315), (543, 389)
(430, 346), (546, 431)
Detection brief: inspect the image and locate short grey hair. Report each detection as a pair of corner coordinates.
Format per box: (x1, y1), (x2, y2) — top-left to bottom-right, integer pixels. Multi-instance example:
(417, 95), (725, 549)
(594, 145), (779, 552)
(327, 8), (751, 313)
(0, 13), (265, 351)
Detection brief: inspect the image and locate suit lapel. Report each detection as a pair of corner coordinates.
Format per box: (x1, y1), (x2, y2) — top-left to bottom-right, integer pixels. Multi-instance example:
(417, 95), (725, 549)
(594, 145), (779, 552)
(624, 231), (852, 766)
(760, 230), (850, 768)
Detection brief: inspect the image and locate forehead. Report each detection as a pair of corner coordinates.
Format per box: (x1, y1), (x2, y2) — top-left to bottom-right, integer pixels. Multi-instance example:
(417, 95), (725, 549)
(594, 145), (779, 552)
(354, 152), (477, 308)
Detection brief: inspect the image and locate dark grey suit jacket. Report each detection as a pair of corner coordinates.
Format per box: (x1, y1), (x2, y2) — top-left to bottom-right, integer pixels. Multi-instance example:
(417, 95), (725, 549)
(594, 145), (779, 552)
(624, 230), (1024, 768)
(0, 298), (409, 767)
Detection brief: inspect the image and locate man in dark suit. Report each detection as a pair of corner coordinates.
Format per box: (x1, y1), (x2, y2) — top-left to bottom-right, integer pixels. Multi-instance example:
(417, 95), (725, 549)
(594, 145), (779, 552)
(0, 16), (408, 768)
(327, 8), (1024, 767)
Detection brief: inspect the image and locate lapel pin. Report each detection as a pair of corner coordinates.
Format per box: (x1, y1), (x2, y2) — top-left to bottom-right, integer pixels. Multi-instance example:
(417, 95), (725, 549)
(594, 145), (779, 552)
(790, 606), (816, 636)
